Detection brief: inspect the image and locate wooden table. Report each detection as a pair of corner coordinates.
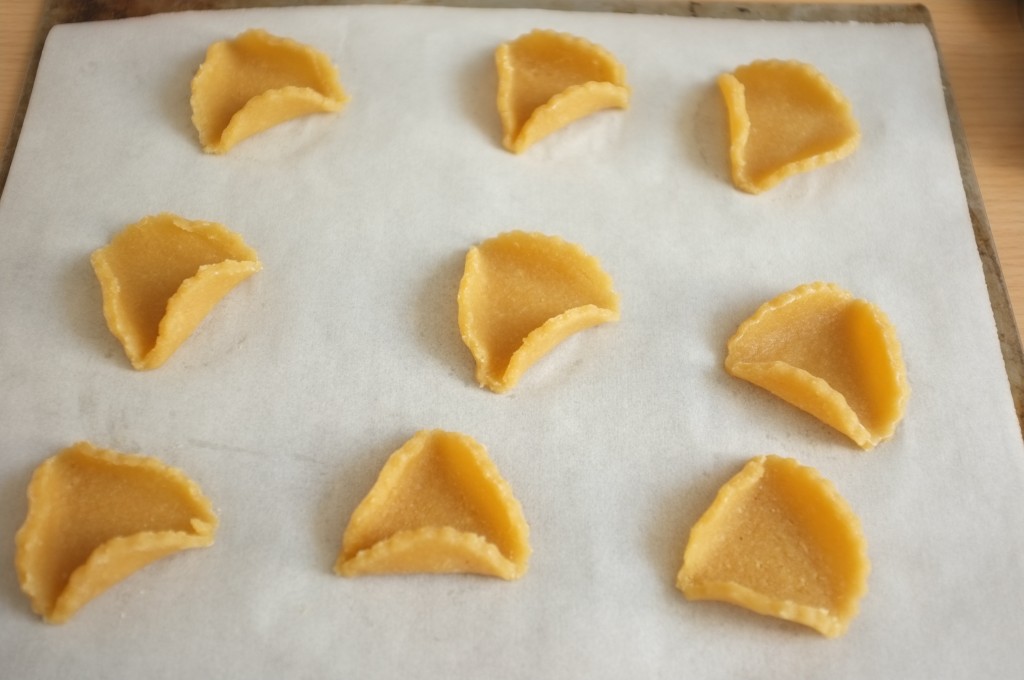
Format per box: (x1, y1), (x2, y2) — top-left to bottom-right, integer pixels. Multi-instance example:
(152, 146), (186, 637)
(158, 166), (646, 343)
(3, 0), (1023, 329)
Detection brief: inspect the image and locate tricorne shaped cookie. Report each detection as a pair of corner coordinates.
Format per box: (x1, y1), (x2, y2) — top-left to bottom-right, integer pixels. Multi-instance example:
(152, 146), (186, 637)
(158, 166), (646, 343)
(458, 231), (620, 393)
(496, 29), (629, 153)
(91, 213), (261, 370)
(677, 455), (870, 638)
(719, 59), (860, 193)
(335, 430), (530, 580)
(191, 28), (348, 153)
(15, 442), (218, 624)
(726, 282), (908, 449)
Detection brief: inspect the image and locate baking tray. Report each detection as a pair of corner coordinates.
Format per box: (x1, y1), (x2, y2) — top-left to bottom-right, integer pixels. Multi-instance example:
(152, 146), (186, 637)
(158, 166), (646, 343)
(3, 2), (1024, 678)
(4, 0), (1022, 435)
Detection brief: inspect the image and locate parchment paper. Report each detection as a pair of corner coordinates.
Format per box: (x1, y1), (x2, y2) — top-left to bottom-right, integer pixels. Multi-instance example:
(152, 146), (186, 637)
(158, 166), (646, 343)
(1, 4), (1022, 678)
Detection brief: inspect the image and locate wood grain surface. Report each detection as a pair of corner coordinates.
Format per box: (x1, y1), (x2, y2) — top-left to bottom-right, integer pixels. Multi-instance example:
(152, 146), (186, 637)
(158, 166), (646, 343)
(2, 0), (1023, 332)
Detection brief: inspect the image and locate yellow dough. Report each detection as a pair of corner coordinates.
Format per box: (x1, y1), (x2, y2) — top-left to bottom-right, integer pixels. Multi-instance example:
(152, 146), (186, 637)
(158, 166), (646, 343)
(726, 282), (908, 449)
(677, 455), (870, 638)
(719, 60), (860, 193)
(458, 231), (620, 393)
(14, 442), (218, 624)
(496, 29), (629, 153)
(91, 213), (261, 370)
(336, 430), (530, 580)
(191, 28), (348, 153)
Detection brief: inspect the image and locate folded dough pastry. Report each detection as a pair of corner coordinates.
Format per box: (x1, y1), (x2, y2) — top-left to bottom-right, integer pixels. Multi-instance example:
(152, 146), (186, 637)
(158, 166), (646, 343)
(677, 455), (870, 638)
(15, 442), (218, 624)
(458, 231), (620, 392)
(496, 29), (629, 153)
(191, 28), (348, 153)
(719, 59), (860, 193)
(725, 282), (908, 449)
(91, 213), (261, 370)
(336, 430), (530, 580)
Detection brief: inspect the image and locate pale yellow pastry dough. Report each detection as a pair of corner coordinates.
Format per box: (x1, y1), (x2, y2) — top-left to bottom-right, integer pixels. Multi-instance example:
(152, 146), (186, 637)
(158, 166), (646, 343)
(719, 59), (860, 193)
(15, 442), (218, 624)
(677, 455), (870, 638)
(496, 29), (629, 153)
(191, 28), (348, 153)
(336, 430), (530, 580)
(458, 231), (620, 393)
(726, 282), (908, 449)
(91, 213), (261, 370)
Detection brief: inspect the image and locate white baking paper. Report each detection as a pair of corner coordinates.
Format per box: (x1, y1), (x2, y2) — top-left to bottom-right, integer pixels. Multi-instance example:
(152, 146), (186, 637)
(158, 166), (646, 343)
(1, 4), (1022, 678)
